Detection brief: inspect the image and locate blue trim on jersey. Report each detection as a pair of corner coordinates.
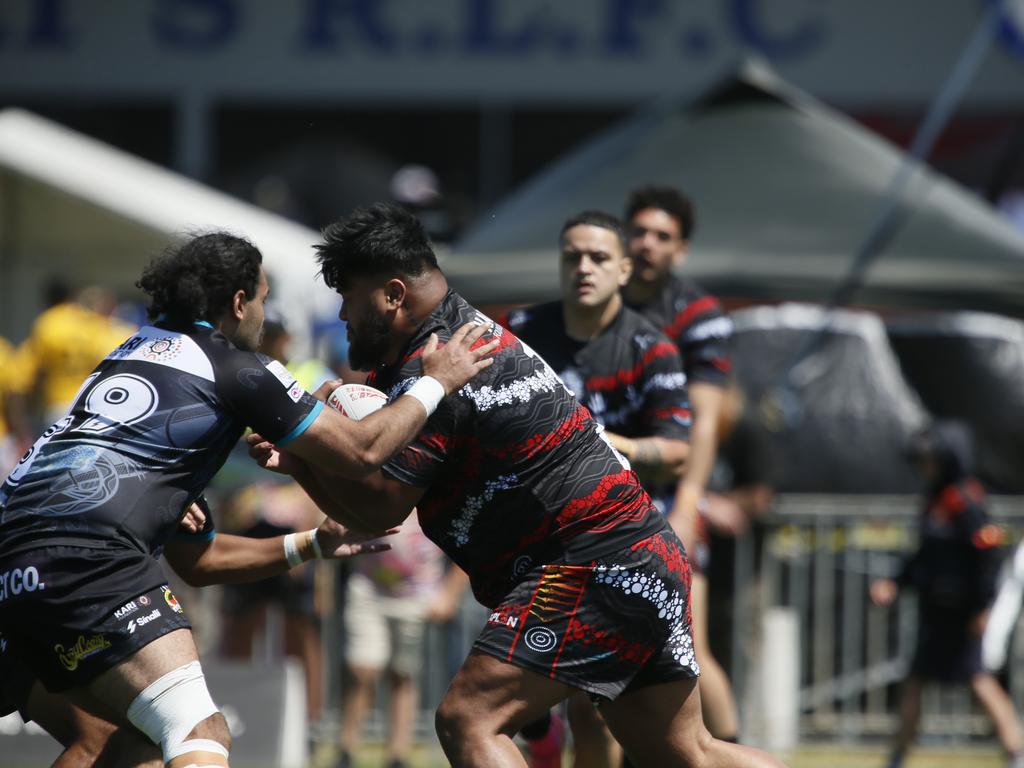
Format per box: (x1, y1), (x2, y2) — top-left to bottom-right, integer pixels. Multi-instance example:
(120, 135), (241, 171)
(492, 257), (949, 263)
(276, 401), (324, 447)
(194, 320), (214, 329)
(171, 529), (216, 543)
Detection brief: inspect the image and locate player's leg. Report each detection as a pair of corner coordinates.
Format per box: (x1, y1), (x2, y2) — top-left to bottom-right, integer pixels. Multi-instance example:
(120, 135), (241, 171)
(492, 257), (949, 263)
(885, 675), (923, 768)
(76, 627), (230, 768)
(970, 672), (1024, 759)
(688, 573), (739, 740)
(600, 677), (787, 768)
(435, 650), (575, 768)
(24, 681), (162, 768)
(566, 692), (619, 768)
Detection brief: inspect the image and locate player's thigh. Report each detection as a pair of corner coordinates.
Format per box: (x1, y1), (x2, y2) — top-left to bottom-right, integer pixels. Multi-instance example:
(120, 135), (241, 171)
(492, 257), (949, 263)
(437, 649), (574, 739)
(83, 627), (200, 715)
(600, 676), (709, 767)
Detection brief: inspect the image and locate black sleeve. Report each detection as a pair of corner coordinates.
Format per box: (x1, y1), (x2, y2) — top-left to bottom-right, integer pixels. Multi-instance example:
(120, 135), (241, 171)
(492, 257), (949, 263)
(638, 335), (691, 441)
(216, 350), (324, 445)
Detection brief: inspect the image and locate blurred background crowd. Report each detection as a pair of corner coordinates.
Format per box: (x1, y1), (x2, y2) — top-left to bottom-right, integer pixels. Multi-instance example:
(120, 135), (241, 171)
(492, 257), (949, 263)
(2, 2), (1024, 767)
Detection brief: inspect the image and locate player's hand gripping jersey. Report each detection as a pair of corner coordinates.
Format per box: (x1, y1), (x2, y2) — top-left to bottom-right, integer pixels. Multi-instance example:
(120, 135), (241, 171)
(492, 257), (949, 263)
(368, 291), (664, 608)
(0, 321), (322, 559)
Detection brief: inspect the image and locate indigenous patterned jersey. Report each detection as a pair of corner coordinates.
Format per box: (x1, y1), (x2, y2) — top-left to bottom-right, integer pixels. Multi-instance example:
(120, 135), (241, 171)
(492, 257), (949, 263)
(0, 323), (321, 559)
(500, 302), (690, 442)
(625, 275), (732, 388)
(368, 291), (664, 608)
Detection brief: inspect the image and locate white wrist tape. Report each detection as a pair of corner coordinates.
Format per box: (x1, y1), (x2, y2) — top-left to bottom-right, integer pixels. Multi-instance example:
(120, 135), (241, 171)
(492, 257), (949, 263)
(403, 375), (446, 416)
(283, 532), (303, 567)
(309, 528), (323, 559)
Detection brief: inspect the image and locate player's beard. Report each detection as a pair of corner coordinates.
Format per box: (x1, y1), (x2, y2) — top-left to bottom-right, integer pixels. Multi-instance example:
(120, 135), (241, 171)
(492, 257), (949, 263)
(347, 311), (392, 371)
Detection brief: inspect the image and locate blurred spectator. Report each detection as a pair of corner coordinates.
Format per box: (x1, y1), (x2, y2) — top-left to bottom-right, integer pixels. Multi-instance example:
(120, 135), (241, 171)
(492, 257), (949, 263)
(336, 516), (468, 768)
(0, 334), (19, 477)
(622, 185), (740, 742)
(218, 481), (328, 721)
(218, 304), (333, 723)
(6, 280), (136, 445)
(870, 422), (1022, 768)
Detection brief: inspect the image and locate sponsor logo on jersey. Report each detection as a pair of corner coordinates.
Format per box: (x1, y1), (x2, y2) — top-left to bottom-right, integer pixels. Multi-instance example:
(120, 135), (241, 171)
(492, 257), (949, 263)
(287, 381), (304, 403)
(114, 600), (139, 620)
(265, 359), (297, 389)
(139, 594), (151, 606)
(488, 609), (520, 629)
(0, 566), (46, 603)
(143, 336), (184, 362)
(163, 586), (183, 614)
(55, 634), (111, 671)
(126, 609), (162, 634)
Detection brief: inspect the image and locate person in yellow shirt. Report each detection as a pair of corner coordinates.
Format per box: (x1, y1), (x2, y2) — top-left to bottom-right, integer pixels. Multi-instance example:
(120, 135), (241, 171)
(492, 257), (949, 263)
(6, 283), (136, 443)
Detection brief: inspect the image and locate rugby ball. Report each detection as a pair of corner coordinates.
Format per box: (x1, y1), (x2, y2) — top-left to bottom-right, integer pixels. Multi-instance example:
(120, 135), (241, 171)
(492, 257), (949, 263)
(326, 383), (388, 421)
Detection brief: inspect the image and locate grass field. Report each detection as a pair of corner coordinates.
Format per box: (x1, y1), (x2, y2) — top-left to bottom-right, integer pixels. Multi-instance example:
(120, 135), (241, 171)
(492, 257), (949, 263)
(307, 743), (1008, 768)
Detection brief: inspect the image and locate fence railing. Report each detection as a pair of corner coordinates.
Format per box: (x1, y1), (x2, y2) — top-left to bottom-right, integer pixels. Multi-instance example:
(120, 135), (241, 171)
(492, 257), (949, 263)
(734, 494), (1024, 746)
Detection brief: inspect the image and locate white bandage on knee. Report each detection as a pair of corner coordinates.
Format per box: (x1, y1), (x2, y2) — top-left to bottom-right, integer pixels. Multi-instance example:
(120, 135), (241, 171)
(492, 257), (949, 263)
(126, 660), (225, 763)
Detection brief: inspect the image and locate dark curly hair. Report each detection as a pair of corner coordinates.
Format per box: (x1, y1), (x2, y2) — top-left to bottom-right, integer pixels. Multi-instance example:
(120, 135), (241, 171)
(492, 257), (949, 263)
(560, 210), (628, 256)
(625, 185), (695, 240)
(316, 203), (438, 293)
(136, 233), (263, 325)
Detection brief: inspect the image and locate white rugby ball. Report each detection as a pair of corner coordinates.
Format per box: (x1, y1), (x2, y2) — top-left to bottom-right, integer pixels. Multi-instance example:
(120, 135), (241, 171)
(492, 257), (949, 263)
(326, 383), (388, 421)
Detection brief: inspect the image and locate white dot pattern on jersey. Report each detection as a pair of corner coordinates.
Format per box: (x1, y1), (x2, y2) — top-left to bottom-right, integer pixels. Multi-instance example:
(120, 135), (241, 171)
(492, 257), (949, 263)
(449, 474), (518, 547)
(594, 564), (698, 673)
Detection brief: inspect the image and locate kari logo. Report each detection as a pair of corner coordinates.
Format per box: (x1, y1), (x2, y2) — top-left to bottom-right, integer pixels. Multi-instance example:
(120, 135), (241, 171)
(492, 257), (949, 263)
(114, 600), (138, 620)
(524, 627), (558, 654)
(162, 586), (183, 614)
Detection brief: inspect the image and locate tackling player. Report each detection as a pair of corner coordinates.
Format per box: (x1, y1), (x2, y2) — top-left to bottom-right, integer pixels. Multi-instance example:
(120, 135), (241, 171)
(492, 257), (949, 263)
(0, 232), (495, 768)
(249, 203), (786, 768)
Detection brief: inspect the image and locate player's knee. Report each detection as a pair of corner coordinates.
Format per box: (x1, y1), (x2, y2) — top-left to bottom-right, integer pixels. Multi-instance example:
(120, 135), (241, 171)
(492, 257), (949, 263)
(126, 660), (230, 765)
(435, 691), (480, 748)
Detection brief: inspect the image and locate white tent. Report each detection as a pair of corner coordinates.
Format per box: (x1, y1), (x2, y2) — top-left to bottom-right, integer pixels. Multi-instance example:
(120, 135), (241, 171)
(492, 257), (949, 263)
(0, 108), (339, 353)
(449, 60), (1024, 316)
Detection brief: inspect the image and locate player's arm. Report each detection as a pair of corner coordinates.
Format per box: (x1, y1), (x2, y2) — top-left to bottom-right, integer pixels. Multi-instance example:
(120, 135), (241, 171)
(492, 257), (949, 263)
(604, 432), (688, 482)
(282, 323), (495, 478)
(164, 512), (394, 587)
(605, 335), (691, 483)
(286, 458), (426, 532)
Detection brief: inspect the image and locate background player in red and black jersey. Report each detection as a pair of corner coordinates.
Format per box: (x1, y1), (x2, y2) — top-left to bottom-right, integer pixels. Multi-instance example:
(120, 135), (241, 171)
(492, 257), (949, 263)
(622, 185), (741, 742)
(870, 422), (1023, 768)
(249, 203), (787, 768)
(502, 210), (691, 767)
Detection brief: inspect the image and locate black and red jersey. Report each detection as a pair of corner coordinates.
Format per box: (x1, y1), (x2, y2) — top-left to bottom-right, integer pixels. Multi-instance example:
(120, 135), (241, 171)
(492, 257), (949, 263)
(625, 275), (732, 388)
(500, 302), (690, 443)
(367, 291), (663, 608)
(899, 478), (1005, 614)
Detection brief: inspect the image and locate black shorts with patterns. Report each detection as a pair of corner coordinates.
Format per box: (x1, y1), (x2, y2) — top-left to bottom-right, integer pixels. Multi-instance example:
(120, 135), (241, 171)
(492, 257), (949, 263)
(0, 631), (35, 718)
(0, 545), (191, 693)
(474, 522), (700, 702)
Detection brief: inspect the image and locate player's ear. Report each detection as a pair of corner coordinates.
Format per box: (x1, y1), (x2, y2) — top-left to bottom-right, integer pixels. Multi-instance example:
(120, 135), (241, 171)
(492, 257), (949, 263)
(385, 278), (407, 309)
(231, 288), (247, 320)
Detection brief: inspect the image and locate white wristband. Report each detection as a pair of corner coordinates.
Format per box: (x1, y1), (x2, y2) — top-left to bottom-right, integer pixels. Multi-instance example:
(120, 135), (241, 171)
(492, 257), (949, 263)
(403, 375), (446, 416)
(283, 533), (303, 568)
(308, 528), (323, 559)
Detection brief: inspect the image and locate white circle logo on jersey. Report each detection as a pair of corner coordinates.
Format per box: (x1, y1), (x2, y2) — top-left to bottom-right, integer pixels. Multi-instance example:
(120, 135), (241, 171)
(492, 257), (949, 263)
(524, 627), (558, 654)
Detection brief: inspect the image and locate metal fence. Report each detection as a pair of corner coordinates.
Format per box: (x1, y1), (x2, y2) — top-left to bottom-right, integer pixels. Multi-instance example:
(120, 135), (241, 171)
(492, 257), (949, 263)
(733, 494), (1024, 746)
(288, 495), (1024, 750)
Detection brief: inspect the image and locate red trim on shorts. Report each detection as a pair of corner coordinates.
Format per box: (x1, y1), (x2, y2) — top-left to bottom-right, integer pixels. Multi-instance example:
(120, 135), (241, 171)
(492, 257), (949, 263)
(549, 567), (591, 678)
